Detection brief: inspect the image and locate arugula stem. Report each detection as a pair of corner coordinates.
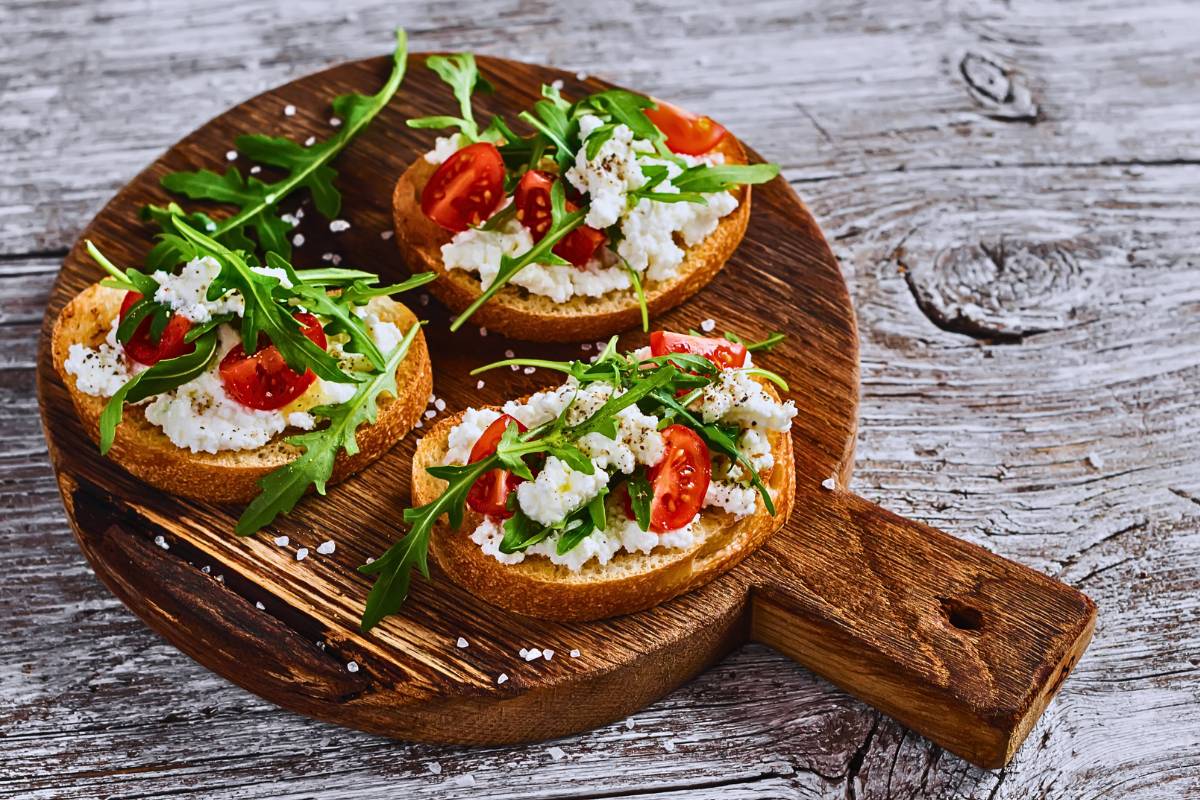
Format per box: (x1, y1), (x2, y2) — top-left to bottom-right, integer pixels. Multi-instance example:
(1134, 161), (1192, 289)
(85, 240), (137, 290)
(449, 208), (587, 331)
(469, 358), (574, 376)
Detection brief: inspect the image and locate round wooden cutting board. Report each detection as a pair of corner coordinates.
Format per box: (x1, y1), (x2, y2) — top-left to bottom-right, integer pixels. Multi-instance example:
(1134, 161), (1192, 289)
(36, 53), (1094, 770)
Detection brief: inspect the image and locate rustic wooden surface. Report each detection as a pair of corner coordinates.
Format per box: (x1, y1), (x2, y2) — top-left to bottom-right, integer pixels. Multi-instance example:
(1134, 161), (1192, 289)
(2, 1), (1198, 798)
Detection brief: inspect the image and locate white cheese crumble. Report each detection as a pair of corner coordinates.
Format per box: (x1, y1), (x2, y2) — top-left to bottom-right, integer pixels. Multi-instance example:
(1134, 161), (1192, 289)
(516, 455), (610, 526)
(427, 114), (739, 303)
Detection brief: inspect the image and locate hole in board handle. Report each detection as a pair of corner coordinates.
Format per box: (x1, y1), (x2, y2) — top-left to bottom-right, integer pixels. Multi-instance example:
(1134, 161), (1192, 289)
(938, 597), (984, 632)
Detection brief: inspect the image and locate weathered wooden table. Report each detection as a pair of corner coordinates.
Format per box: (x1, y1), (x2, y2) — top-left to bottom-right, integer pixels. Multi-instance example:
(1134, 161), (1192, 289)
(3, 1), (1198, 797)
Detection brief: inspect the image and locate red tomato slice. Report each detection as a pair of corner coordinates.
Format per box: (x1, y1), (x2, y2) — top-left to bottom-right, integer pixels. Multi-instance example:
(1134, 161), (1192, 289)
(644, 100), (728, 156)
(513, 170), (606, 268)
(219, 312), (327, 411)
(648, 425), (711, 532)
(466, 414), (529, 518)
(421, 142), (506, 232)
(650, 330), (747, 370)
(119, 291), (195, 366)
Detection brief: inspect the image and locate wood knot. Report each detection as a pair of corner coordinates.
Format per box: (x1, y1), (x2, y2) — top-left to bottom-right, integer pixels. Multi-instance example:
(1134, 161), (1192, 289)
(959, 51), (1039, 123)
(902, 239), (1086, 342)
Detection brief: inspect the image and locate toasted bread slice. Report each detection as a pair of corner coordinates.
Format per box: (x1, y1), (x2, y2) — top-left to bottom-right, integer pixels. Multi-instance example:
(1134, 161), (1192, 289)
(51, 283), (432, 504)
(411, 394), (795, 621)
(391, 135), (753, 342)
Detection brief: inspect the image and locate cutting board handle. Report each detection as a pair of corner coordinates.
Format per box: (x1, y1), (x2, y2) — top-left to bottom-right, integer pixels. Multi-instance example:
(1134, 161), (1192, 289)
(748, 486), (1096, 769)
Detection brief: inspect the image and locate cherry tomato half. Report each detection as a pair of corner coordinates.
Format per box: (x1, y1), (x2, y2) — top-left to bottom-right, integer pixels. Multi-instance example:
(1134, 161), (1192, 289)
(647, 425), (711, 532)
(644, 100), (728, 156)
(219, 312), (327, 411)
(119, 291), (195, 366)
(466, 414), (529, 518)
(650, 331), (747, 370)
(421, 142), (506, 232)
(513, 170), (606, 268)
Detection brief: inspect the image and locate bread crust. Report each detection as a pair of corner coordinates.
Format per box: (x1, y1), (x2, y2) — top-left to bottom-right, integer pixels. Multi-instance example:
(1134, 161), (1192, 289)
(411, 390), (795, 621)
(50, 283), (432, 504)
(391, 136), (752, 342)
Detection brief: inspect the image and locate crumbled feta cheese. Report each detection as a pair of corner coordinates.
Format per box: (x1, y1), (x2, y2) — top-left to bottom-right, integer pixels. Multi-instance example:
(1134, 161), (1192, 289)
(152, 257), (242, 322)
(516, 455), (610, 526)
(697, 371), (797, 431)
(145, 368), (290, 454)
(64, 334), (129, 397)
(424, 133), (465, 165)
(566, 115), (647, 229)
(704, 481), (758, 517)
(444, 407), (503, 465)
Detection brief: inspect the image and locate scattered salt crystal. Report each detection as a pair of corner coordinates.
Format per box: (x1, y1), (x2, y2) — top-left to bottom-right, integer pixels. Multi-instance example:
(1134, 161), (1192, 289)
(543, 649), (554, 661)
(329, 219), (351, 232)
(425, 409), (437, 419)
(281, 213), (299, 226)
(595, 341), (605, 351)
(380, 230), (394, 240)
(331, 254), (342, 265)
(497, 673), (509, 684)
(625, 718), (635, 729)
(415, 420), (424, 428)
(304, 136), (316, 147)
(551, 79), (564, 90)
(321, 252), (335, 262)
(346, 660), (359, 673)
(295, 208), (305, 219)
(576, 71), (589, 81)
(201, 565), (211, 574)
(419, 293), (429, 306)
(250, 165), (262, 175)
(427, 762), (442, 775)
(1087, 452), (1105, 469)
(479, 326), (488, 337)
(700, 318), (716, 332)
(316, 640), (326, 650)
(292, 233), (305, 247)
(316, 540), (336, 555)
(581, 343), (592, 351)
(428, 393), (436, 403)
(547, 745), (566, 761)
(205, 220), (217, 232)
(225, 150), (238, 161)
(523, 366), (536, 375)
(510, 365), (519, 371)
(284, 104), (296, 116)
(435, 398), (446, 411)
(274, 535), (289, 546)
(255, 601), (265, 610)
(215, 574), (224, 583)
(519, 648), (529, 659)
(570, 649), (581, 658)
(296, 547), (309, 561)
(476, 379), (486, 389)
(663, 739), (676, 752)
(365, 556), (375, 564)
(505, 349), (515, 358)
(821, 476), (837, 491)
(525, 648), (542, 661)
(330, 116), (342, 127)
(154, 535), (169, 550)
(456, 637), (469, 649)
(452, 775), (476, 787)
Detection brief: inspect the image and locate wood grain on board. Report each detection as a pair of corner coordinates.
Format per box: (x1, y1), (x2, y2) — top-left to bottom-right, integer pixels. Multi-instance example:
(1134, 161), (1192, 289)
(4, 1), (1199, 798)
(34, 51), (1091, 770)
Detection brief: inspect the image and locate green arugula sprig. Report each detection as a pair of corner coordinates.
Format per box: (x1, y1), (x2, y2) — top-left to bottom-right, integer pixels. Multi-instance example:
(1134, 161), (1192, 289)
(237, 325), (421, 535)
(144, 28), (409, 265)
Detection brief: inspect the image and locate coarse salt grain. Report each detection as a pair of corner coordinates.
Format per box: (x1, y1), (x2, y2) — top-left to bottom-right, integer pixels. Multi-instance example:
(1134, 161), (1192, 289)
(524, 648), (542, 661)
(497, 673), (509, 684)
(329, 219), (351, 232)
(250, 165), (262, 174)
(551, 79), (564, 90)
(505, 349), (515, 358)
(331, 254), (342, 265)
(547, 745), (566, 761)
(523, 366), (535, 375)
(322, 252), (335, 262)
(519, 648), (528, 659)
(292, 233), (305, 247)
(346, 660), (359, 672)
(154, 535), (169, 550)
(284, 104), (296, 116)
(663, 739), (676, 752)
(296, 547), (309, 561)
(216, 574), (224, 583)
(479, 327), (488, 337)
(456, 637), (469, 648)
(570, 649), (581, 658)
(435, 398), (446, 411)
(316, 540), (336, 555)
(700, 318), (716, 332)
(304, 136), (316, 147)
(201, 565), (211, 574)
(543, 649), (554, 661)
(255, 601), (266, 610)
(1087, 452), (1105, 469)
(225, 150), (238, 161)
(425, 409), (437, 419)
(330, 116), (342, 127)
(427, 762), (442, 775)
(625, 718), (635, 729)
(419, 293), (429, 305)
(476, 379), (485, 389)
(821, 476), (837, 491)
(576, 71), (589, 81)
(380, 230), (394, 240)
(274, 535), (289, 546)
(581, 343), (592, 351)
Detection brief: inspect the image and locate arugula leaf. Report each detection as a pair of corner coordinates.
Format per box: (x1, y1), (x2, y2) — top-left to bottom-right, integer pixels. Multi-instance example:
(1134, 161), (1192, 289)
(500, 508), (553, 554)
(622, 260), (649, 332)
(98, 331), (219, 454)
(671, 163), (780, 193)
(149, 28), (409, 261)
(584, 90), (660, 143)
(235, 324), (420, 536)
(405, 53), (492, 140)
(173, 218), (354, 383)
(626, 471), (653, 531)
